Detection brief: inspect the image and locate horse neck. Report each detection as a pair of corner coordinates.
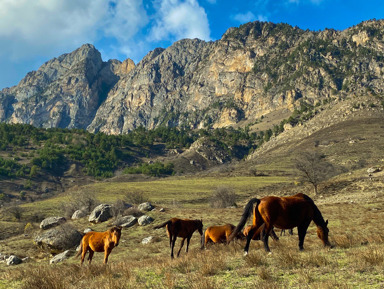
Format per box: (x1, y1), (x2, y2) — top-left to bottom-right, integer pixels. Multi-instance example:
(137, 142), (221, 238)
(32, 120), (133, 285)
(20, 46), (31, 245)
(311, 203), (326, 227)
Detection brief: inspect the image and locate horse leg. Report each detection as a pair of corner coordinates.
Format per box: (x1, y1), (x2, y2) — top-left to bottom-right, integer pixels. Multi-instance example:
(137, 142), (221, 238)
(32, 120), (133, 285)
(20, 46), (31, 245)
(244, 225), (263, 255)
(297, 222), (310, 251)
(81, 245), (88, 265)
(270, 228), (279, 241)
(186, 236), (191, 253)
(171, 234), (177, 259)
(104, 248), (112, 264)
(177, 238), (186, 257)
(88, 249), (94, 265)
(262, 225), (273, 252)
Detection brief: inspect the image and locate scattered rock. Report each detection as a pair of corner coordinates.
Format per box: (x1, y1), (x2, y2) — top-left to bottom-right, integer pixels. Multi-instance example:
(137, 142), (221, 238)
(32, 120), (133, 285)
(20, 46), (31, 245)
(367, 167), (381, 174)
(138, 202), (154, 212)
(40, 217), (66, 230)
(7, 255), (22, 266)
(138, 215), (154, 226)
(113, 216), (137, 228)
(84, 228), (93, 234)
(71, 209), (87, 220)
(0, 253), (9, 261)
(142, 236), (154, 244)
(159, 208), (165, 212)
(89, 204), (113, 223)
(50, 250), (75, 264)
(34, 224), (83, 254)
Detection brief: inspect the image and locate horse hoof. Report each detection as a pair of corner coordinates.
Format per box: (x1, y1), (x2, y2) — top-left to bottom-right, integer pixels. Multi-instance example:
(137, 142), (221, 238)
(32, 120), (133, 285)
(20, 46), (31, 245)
(268, 252), (272, 255)
(243, 251), (248, 257)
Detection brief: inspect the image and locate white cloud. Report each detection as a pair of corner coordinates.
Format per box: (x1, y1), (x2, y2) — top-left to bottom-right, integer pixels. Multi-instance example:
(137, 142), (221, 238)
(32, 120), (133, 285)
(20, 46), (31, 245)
(0, 0), (148, 61)
(233, 11), (268, 23)
(287, 0), (324, 4)
(149, 0), (211, 42)
(104, 1), (149, 43)
(0, 0), (106, 60)
(233, 11), (256, 23)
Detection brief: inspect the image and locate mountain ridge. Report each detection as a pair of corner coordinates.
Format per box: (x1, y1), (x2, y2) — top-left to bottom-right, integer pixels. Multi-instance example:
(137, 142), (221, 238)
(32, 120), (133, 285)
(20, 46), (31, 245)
(1, 19), (384, 134)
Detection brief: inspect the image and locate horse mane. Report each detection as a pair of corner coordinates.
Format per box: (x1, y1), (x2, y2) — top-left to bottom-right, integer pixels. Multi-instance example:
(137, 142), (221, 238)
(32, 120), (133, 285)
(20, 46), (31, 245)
(153, 220), (172, 230)
(300, 194), (327, 227)
(229, 198), (260, 241)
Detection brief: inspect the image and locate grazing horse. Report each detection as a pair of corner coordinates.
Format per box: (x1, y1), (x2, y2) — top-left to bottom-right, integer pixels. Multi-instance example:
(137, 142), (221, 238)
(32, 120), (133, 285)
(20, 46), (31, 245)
(243, 225), (279, 241)
(154, 218), (203, 258)
(76, 226), (122, 265)
(230, 193), (331, 255)
(203, 224), (244, 248)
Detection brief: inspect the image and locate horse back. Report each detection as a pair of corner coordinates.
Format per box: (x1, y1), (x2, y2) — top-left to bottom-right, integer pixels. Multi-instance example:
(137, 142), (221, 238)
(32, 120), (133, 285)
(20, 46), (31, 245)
(258, 195), (315, 229)
(205, 224), (235, 242)
(170, 218), (201, 238)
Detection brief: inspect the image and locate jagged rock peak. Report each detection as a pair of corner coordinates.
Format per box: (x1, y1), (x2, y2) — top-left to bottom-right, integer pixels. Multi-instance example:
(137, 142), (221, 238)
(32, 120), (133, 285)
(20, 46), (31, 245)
(222, 21), (304, 41)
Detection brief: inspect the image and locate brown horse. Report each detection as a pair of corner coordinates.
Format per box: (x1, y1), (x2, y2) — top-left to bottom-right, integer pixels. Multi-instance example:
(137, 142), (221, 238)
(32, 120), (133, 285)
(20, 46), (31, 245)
(230, 193), (331, 255)
(76, 226), (122, 265)
(154, 218), (203, 258)
(203, 224), (244, 248)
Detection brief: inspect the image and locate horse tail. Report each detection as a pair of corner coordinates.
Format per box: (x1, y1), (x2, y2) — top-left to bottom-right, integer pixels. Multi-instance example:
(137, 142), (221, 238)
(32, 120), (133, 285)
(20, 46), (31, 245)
(153, 220), (172, 230)
(229, 198), (260, 242)
(76, 238), (83, 258)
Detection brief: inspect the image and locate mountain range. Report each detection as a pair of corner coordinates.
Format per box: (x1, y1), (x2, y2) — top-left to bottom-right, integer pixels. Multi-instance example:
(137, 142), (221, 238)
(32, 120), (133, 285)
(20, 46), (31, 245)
(1, 19), (384, 135)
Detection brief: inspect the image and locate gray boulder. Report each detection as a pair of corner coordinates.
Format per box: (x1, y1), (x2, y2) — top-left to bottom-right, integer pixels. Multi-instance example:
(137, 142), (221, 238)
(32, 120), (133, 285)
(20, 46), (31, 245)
(34, 224), (83, 254)
(7, 255), (22, 266)
(40, 216), (66, 230)
(113, 215), (137, 228)
(71, 209), (87, 220)
(84, 228), (93, 234)
(141, 236), (154, 244)
(50, 250), (75, 264)
(0, 253), (9, 262)
(367, 167), (381, 174)
(138, 202), (154, 212)
(89, 204), (113, 223)
(138, 215), (154, 226)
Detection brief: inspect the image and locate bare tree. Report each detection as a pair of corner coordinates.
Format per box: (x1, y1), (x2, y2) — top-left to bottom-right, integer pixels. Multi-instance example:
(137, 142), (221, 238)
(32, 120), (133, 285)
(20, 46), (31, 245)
(294, 151), (335, 195)
(210, 186), (237, 208)
(62, 191), (100, 218)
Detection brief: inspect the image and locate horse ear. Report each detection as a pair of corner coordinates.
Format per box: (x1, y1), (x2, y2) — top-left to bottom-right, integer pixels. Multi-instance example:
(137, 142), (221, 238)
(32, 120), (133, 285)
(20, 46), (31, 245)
(325, 220), (328, 225)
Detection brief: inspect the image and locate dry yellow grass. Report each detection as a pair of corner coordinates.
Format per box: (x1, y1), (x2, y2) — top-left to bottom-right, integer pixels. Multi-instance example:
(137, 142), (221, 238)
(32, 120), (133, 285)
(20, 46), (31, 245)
(1, 175), (384, 288)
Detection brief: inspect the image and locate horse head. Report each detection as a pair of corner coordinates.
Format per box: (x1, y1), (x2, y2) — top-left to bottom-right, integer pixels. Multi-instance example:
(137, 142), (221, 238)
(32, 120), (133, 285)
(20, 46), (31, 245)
(110, 226), (122, 247)
(316, 219), (332, 247)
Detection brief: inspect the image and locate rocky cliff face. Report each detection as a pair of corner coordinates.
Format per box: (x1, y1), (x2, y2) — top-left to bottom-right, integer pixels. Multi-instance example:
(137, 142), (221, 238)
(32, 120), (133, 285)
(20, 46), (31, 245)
(1, 20), (384, 133)
(0, 44), (134, 129)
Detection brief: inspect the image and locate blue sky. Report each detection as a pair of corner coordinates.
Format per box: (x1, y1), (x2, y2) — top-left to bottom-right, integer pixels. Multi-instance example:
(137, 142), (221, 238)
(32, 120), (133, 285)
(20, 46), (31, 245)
(0, 0), (383, 90)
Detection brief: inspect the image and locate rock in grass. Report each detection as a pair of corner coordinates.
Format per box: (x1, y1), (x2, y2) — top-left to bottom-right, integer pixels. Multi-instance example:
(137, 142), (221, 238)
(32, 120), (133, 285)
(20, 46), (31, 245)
(50, 250), (75, 264)
(138, 215), (154, 226)
(34, 224), (82, 254)
(7, 255), (22, 266)
(40, 217), (66, 230)
(89, 204), (113, 223)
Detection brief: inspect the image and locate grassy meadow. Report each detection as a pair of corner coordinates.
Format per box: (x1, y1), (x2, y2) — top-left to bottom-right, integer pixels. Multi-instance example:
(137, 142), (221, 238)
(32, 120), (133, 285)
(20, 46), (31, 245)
(0, 174), (384, 288)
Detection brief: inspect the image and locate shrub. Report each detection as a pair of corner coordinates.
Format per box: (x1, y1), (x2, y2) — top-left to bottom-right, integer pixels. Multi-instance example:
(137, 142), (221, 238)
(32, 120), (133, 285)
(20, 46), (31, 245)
(124, 162), (175, 177)
(210, 186), (237, 208)
(61, 191), (99, 218)
(124, 191), (148, 205)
